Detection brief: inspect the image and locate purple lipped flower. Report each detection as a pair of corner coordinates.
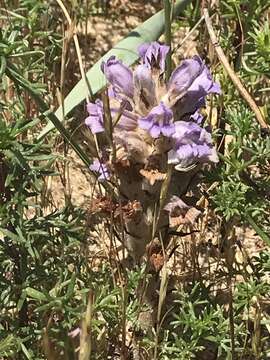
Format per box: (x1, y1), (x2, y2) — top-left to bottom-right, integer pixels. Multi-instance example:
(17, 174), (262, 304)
(85, 100), (104, 134)
(138, 102), (175, 138)
(138, 41), (169, 72)
(90, 159), (110, 181)
(168, 121), (218, 169)
(165, 55), (221, 114)
(134, 64), (157, 113)
(108, 85), (133, 111)
(166, 56), (203, 102)
(175, 66), (221, 117)
(101, 56), (134, 99)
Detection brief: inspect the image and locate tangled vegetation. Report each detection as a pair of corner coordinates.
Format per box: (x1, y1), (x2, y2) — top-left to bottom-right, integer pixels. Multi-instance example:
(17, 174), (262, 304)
(0, 1), (270, 359)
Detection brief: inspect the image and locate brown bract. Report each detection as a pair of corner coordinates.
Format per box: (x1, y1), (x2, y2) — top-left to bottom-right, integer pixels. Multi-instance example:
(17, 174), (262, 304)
(114, 200), (142, 222)
(147, 239), (165, 272)
(140, 168), (166, 186)
(169, 206), (201, 227)
(89, 196), (117, 215)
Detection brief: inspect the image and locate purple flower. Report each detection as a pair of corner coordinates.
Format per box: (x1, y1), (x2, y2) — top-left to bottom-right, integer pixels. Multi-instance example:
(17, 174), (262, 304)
(165, 55), (221, 114)
(101, 56), (134, 99)
(85, 100), (104, 134)
(167, 56), (202, 99)
(138, 102), (175, 138)
(90, 159), (110, 181)
(175, 66), (221, 116)
(190, 110), (204, 124)
(138, 42), (169, 72)
(134, 64), (157, 112)
(85, 97), (137, 133)
(168, 121), (218, 169)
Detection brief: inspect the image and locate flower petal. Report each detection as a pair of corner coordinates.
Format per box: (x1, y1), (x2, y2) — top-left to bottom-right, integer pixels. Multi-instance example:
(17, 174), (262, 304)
(90, 159), (110, 181)
(134, 64), (157, 112)
(172, 62), (221, 117)
(149, 124), (161, 138)
(190, 110), (204, 124)
(138, 117), (153, 131)
(101, 56), (134, 98)
(138, 42), (169, 71)
(85, 100), (104, 134)
(165, 55), (221, 119)
(138, 102), (174, 138)
(168, 121), (218, 169)
(166, 55), (203, 104)
(161, 124), (175, 137)
(187, 65), (221, 98)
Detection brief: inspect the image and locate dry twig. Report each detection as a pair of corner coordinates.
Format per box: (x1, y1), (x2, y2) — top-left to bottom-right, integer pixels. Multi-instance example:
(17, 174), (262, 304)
(56, 0), (92, 102)
(203, 8), (268, 129)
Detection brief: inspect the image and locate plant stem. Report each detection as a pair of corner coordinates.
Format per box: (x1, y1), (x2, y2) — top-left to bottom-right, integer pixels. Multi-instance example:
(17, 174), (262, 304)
(163, 0), (172, 81)
(79, 291), (94, 360)
(56, 0), (92, 100)
(228, 275), (236, 360)
(203, 8), (268, 129)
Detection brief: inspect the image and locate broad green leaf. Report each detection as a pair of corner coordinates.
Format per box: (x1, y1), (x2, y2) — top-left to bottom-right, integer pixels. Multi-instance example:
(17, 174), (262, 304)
(38, 0), (191, 139)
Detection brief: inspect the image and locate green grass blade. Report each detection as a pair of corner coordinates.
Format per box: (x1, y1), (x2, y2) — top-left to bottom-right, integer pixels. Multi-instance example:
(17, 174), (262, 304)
(246, 214), (270, 247)
(5, 63), (91, 167)
(38, 0), (191, 139)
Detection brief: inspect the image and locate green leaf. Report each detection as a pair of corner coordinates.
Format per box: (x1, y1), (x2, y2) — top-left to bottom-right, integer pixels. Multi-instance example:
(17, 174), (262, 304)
(20, 343), (32, 360)
(17, 290), (27, 311)
(0, 335), (18, 357)
(0, 228), (20, 243)
(25, 287), (48, 302)
(246, 214), (270, 247)
(66, 273), (76, 300)
(5, 63), (91, 167)
(38, 0), (191, 139)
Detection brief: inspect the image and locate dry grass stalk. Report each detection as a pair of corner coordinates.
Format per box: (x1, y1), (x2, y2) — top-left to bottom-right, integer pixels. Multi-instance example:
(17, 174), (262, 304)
(79, 291), (94, 360)
(203, 8), (268, 129)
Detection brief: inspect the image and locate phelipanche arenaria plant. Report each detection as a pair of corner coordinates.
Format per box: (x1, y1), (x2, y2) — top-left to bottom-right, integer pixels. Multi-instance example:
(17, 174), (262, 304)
(85, 42), (220, 262)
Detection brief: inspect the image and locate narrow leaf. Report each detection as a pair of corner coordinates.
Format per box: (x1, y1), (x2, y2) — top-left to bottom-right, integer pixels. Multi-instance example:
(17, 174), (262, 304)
(25, 287), (48, 302)
(246, 214), (270, 247)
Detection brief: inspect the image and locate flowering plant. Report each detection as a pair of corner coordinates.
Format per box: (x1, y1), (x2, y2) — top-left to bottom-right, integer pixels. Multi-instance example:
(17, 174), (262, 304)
(85, 42), (220, 262)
